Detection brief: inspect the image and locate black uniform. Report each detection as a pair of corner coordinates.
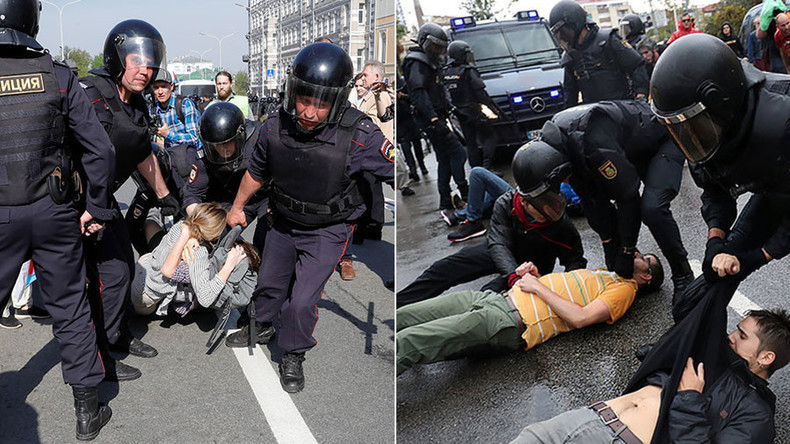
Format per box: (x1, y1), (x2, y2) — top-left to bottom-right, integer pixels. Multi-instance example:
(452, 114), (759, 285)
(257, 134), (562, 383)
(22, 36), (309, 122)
(542, 100), (691, 281)
(183, 120), (269, 250)
(247, 107), (393, 353)
(0, 46), (115, 387)
(442, 62), (499, 168)
(402, 47), (469, 206)
(688, 70), (790, 284)
(561, 25), (649, 107)
(80, 68), (153, 347)
(395, 86), (426, 175)
(397, 189), (586, 307)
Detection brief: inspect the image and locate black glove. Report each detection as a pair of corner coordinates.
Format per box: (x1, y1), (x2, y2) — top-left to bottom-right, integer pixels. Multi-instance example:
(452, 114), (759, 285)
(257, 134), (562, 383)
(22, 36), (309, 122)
(614, 248), (635, 279)
(427, 118), (451, 140)
(702, 236), (727, 282)
(736, 248), (768, 278)
(157, 194), (181, 217)
(602, 241), (619, 271)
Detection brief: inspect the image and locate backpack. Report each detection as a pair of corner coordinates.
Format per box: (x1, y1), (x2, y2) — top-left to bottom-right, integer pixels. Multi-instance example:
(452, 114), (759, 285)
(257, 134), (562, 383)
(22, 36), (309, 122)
(208, 225), (256, 310)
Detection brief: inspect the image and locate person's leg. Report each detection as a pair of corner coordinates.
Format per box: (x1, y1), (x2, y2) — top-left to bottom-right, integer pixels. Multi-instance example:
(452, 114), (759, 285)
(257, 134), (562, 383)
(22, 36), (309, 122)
(252, 223), (298, 323)
(398, 288), (481, 331)
(396, 290), (522, 374)
(461, 119), (482, 168)
(396, 243), (498, 307)
(510, 407), (616, 444)
(411, 137), (428, 173)
(432, 136), (454, 208)
(640, 142), (692, 292)
(398, 139), (418, 175)
(465, 167), (512, 222)
(477, 122), (497, 170)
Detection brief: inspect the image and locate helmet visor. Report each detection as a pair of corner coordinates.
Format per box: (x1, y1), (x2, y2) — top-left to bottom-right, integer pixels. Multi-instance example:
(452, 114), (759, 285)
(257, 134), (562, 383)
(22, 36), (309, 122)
(423, 35), (448, 62)
(518, 184), (567, 222)
(552, 23), (576, 48)
(117, 36), (167, 71)
(619, 21), (633, 38)
(283, 75), (350, 125)
(201, 128), (245, 165)
(652, 101), (723, 163)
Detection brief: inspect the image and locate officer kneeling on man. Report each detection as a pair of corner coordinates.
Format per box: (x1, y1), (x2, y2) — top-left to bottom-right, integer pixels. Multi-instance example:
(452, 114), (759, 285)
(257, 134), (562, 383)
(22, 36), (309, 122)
(225, 42), (394, 393)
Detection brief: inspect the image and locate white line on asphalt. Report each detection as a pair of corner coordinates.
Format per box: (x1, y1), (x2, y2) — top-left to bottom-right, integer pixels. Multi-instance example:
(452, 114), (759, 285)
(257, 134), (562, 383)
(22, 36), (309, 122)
(688, 260), (763, 317)
(231, 339), (318, 444)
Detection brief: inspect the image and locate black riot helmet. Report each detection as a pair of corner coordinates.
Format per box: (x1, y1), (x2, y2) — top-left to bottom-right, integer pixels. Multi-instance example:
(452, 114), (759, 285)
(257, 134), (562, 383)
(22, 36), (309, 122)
(511, 141), (572, 222)
(199, 102), (246, 167)
(0, 0), (41, 48)
(650, 33), (747, 164)
(102, 19), (166, 81)
(414, 23), (449, 63)
(447, 40), (474, 65)
(619, 14), (644, 43)
(549, 0), (588, 48)
(283, 42), (354, 127)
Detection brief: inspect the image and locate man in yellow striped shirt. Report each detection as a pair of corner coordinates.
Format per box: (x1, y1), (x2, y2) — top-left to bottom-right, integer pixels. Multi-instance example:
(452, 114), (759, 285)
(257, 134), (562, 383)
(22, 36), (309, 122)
(397, 253), (663, 375)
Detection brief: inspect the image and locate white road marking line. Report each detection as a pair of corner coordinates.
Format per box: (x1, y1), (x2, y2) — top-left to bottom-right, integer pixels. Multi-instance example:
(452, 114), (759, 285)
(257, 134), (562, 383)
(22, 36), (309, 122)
(688, 260), (763, 317)
(231, 338), (318, 444)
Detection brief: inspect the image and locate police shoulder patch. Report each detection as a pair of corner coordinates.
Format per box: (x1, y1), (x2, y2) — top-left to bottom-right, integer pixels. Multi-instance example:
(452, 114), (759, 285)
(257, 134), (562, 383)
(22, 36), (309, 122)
(0, 73), (45, 97)
(598, 160), (618, 180)
(380, 139), (395, 163)
(621, 39), (633, 49)
(189, 165), (198, 183)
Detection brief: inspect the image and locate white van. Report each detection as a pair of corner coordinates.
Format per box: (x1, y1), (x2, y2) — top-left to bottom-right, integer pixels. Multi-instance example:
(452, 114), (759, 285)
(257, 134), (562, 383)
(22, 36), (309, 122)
(176, 79), (216, 100)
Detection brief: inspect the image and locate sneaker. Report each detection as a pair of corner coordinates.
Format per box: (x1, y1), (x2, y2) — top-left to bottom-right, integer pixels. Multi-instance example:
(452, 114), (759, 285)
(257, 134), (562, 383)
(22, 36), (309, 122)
(401, 187), (415, 196)
(14, 305), (50, 319)
(447, 220), (486, 242)
(0, 316), (22, 329)
(451, 194), (466, 210)
(440, 210), (461, 227)
(280, 352), (306, 393)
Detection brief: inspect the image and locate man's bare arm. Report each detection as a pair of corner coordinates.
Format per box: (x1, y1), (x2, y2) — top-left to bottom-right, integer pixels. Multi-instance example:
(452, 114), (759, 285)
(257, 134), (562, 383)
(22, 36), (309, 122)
(137, 152), (170, 198)
(516, 274), (611, 328)
(227, 171), (264, 227)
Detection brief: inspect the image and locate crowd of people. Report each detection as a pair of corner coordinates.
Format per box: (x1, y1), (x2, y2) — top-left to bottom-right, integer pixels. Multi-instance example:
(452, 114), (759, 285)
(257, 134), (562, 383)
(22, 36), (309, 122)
(0, 1), (393, 440)
(397, 1), (790, 442)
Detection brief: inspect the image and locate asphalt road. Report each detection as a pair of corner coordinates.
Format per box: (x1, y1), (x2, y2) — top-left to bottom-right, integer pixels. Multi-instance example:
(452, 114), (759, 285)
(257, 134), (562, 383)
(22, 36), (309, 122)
(396, 149), (790, 443)
(0, 181), (395, 443)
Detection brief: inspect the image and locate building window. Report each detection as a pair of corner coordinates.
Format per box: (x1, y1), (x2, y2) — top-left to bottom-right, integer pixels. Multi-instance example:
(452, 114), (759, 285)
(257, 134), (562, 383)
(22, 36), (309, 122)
(358, 2), (365, 24)
(357, 48), (364, 72)
(378, 30), (387, 63)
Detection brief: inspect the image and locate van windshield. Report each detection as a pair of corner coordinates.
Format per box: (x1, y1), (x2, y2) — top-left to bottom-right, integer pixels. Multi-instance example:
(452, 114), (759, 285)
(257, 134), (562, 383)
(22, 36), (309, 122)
(180, 85), (216, 98)
(457, 23), (561, 73)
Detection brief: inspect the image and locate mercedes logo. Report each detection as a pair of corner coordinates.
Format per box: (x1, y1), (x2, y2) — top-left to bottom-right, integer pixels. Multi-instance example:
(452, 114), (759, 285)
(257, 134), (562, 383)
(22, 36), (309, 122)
(529, 96), (546, 113)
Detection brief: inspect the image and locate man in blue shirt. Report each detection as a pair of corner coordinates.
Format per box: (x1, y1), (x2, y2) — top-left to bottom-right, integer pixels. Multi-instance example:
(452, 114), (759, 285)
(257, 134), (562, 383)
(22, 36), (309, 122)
(150, 69), (201, 149)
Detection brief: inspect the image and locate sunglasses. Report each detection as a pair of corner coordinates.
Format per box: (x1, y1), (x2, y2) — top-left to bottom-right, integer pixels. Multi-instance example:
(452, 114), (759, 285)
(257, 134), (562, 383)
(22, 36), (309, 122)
(682, 19), (692, 23)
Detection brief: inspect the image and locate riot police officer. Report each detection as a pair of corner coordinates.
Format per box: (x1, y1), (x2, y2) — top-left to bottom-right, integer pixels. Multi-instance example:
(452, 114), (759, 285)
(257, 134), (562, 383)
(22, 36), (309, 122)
(619, 14), (645, 47)
(80, 19), (176, 380)
(224, 43), (393, 393)
(549, 0), (648, 107)
(0, 0), (114, 438)
(402, 23), (469, 209)
(182, 101), (268, 250)
(651, 34), (790, 291)
(536, 100), (693, 294)
(442, 40), (500, 169)
(398, 143), (587, 307)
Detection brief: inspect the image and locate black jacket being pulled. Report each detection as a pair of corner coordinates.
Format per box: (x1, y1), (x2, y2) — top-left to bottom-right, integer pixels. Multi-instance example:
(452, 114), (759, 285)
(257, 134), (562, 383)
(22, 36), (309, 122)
(487, 189), (587, 276)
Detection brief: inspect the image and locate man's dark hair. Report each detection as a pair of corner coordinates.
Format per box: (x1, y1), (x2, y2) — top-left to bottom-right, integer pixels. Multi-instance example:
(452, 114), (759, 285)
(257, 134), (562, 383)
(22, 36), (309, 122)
(215, 71), (233, 83)
(638, 254), (664, 295)
(748, 309), (790, 376)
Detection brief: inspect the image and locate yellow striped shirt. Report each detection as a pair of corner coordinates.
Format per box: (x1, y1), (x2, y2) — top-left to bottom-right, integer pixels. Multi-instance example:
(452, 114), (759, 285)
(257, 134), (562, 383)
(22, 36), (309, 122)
(512, 269), (638, 350)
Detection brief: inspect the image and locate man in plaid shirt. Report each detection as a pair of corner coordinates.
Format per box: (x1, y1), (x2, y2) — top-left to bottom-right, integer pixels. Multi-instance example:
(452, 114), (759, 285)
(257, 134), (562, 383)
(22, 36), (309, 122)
(150, 69), (201, 149)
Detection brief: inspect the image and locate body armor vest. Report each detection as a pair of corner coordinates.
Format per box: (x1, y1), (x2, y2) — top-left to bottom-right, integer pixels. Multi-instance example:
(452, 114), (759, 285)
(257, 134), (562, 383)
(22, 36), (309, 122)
(403, 48), (451, 116)
(562, 28), (631, 103)
(267, 108), (365, 227)
(0, 53), (67, 205)
(80, 72), (150, 191)
(204, 122), (265, 205)
(442, 65), (477, 112)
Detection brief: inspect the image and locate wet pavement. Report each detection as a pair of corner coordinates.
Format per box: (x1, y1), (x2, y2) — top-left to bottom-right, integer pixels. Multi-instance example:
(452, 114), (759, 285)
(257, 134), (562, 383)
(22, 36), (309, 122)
(396, 146), (790, 443)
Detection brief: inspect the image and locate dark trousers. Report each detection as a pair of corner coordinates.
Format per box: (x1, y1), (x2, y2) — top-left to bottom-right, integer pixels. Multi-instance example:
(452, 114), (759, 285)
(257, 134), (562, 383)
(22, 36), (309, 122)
(638, 141), (690, 278)
(398, 136), (425, 173)
(425, 121), (468, 204)
(397, 242), (508, 308)
(0, 197), (103, 387)
(459, 118), (495, 168)
(253, 221), (353, 353)
(84, 202), (134, 348)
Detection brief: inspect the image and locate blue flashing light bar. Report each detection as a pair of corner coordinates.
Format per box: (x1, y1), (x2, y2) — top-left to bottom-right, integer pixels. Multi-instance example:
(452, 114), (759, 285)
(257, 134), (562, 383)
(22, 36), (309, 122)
(450, 16), (476, 30)
(516, 10), (540, 21)
(512, 95), (524, 104)
(549, 89), (560, 98)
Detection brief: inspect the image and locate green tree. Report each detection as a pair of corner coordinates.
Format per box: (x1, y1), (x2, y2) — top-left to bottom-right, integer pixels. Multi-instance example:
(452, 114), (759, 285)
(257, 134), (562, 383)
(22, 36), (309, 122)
(235, 71), (249, 95)
(462, 0), (496, 21)
(91, 53), (104, 70)
(397, 19), (409, 44)
(63, 46), (92, 77)
(704, 3), (750, 36)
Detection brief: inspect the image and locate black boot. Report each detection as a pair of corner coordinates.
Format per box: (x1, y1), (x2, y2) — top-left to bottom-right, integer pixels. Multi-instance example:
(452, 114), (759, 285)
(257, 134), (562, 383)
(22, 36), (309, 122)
(671, 261), (695, 301)
(73, 387), (112, 441)
(225, 321), (275, 348)
(280, 352), (305, 393)
(109, 331), (158, 358)
(102, 354), (142, 381)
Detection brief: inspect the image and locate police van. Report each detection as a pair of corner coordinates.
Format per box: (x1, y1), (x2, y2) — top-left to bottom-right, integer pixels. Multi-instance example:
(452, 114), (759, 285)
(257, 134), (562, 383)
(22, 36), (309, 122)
(448, 11), (565, 150)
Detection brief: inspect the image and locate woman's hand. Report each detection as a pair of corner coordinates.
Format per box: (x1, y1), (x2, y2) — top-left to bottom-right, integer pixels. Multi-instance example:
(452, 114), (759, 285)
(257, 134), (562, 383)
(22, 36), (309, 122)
(181, 238), (200, 265)
(225, 245), (247, 269)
